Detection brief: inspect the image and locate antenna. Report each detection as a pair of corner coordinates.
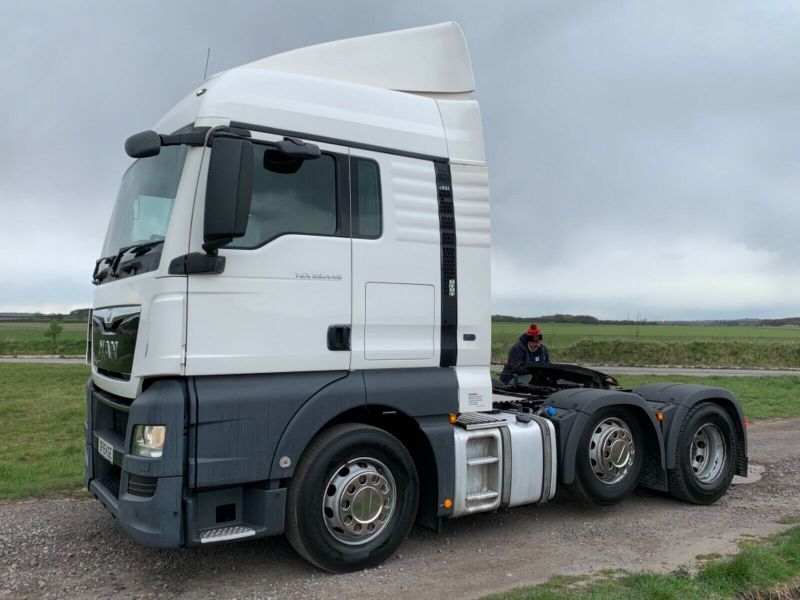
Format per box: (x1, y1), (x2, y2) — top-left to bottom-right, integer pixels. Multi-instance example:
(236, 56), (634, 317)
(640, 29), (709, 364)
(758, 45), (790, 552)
(203, 47), (211, 81)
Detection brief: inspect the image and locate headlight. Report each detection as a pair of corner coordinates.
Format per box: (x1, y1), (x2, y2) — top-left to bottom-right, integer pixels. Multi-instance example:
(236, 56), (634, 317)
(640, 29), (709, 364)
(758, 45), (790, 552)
(131, 425), (166, 458)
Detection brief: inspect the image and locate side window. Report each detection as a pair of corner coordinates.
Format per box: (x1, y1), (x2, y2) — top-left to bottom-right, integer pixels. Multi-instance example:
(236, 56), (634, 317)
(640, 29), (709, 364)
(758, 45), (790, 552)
(229, 145), (338, 249)
(351, 157), (382, 239)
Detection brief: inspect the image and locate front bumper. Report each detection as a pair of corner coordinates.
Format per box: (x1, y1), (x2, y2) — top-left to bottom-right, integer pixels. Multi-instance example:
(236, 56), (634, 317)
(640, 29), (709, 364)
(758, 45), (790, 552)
(85, 379), (185, 547)
(85, 378), (286, 548)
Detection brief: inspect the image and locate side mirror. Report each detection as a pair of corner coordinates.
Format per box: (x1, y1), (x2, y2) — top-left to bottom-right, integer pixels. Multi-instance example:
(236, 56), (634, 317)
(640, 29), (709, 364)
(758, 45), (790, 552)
(203, 136), (254, 254)
(125, 130), (162, 158)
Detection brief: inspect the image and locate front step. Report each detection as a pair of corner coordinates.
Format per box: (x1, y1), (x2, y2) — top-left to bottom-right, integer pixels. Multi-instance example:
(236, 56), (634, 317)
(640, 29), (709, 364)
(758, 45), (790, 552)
(199, 525), (257, 544)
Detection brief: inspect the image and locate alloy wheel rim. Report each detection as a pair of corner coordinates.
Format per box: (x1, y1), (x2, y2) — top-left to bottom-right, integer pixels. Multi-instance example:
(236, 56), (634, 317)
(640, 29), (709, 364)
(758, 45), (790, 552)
(322, 457), (396, 545)
(691, 423), (726, 484)
(589, 417), (636, 484)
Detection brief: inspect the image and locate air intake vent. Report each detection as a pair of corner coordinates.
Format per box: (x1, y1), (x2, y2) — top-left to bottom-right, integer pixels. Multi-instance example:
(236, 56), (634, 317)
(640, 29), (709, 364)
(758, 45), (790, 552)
(435, 162), (457, 367)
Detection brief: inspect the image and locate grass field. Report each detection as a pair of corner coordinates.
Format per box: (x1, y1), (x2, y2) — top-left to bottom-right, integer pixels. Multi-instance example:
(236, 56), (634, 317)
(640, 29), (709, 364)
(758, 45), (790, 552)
(492, 322), (800, 346)
(484, 524), (800, 600)
(0, 321), (86, 355)
(3, 320), (800, 368)
(492, 322), (800, 368)
(0, 363), (797, 501)
(0, 364), (89, 500)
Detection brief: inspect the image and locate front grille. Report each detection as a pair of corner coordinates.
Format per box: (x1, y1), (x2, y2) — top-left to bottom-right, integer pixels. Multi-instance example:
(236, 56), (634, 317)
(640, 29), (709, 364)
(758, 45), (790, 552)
(92, 305), (140, 380)
(128, 474), (157, 497)
(90, 385), (129, 501)
(112, 410), (128, 439)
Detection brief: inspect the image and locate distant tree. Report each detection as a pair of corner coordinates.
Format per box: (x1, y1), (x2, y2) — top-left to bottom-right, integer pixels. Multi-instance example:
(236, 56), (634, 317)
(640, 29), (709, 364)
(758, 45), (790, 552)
(44, 319), (63, 354)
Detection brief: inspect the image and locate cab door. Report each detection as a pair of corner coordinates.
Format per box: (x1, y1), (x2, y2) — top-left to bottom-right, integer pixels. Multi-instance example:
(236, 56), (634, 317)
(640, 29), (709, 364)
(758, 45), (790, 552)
(349, 150), (442, 370)
(185, 133), (352, 376)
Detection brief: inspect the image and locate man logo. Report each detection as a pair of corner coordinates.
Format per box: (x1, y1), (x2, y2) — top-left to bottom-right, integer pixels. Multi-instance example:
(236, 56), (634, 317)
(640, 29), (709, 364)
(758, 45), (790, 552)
(97, 339), (119, 361)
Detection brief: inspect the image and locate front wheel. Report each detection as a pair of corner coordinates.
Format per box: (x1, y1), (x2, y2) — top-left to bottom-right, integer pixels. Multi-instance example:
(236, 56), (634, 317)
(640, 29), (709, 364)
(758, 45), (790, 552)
(285, 423), (419, 572)
(566, 407), (644, 505)
(667, 402), (736, 504)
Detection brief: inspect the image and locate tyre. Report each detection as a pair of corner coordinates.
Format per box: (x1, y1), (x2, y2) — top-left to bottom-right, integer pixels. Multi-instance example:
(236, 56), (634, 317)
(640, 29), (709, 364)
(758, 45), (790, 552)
(566, 407), (644, 505)
(285, 423), (419, 572)
(667, 402), (736, 505)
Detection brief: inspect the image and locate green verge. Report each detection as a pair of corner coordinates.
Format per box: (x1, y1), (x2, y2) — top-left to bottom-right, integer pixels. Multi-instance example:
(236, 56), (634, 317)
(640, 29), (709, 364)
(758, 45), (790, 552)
(489, 338), (800, 369)
(483, 525), (800, 600)
(0, 363), (89, 500)
(490, 323), (800, 369)
(557, 339), (800, 370)
(614, 375), (800, 420)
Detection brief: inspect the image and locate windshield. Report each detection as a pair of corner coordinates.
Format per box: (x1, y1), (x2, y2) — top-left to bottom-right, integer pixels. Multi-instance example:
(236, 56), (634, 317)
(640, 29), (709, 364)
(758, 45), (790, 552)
(101, 145), (188, 258)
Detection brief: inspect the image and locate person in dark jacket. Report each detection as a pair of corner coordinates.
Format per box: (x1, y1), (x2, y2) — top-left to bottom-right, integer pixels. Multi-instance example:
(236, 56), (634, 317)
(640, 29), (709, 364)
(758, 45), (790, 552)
(499, 323), (550, 383)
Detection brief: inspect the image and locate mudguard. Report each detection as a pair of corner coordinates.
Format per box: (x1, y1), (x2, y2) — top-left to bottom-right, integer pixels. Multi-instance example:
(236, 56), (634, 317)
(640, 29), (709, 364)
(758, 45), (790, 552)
(269, 367), (459, 488)
(633, 383), (748, 476)
(192, 370), (348, 488)
(546, 388), (667, 490)
(268, 373), (366, 480)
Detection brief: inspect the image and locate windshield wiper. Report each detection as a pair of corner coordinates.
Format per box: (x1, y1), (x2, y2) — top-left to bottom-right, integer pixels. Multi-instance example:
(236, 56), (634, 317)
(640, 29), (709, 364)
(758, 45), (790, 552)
(92, 240), (165, 284)
(110, 240), (165, 277)
(93, 256), (115, 284)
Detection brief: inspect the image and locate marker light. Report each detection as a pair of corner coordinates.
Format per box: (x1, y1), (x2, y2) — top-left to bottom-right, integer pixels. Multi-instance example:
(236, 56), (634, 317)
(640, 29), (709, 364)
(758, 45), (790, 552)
(656, 412), (664, 422)
(131, 425), (166, 458)
(743, 417), (749, 428)
(444, 498), (453, 509)
(448, 413), (458, 425)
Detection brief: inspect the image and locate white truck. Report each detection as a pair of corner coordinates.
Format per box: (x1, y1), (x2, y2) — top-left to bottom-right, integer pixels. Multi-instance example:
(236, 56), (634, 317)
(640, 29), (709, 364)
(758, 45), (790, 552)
(86, 23), (748, 572)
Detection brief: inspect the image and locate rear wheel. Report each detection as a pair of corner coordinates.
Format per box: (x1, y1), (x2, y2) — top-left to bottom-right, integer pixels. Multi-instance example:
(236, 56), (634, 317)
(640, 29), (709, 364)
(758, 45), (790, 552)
(567, 407), (644, 505)
(285, 423), (418, 572)
(667, 402), (736, 504)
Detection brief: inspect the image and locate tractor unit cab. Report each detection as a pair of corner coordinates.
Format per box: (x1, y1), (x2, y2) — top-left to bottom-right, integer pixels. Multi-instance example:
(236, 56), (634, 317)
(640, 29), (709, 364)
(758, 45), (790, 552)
(86, 23), (747, 572)
(90, 21), (490, 400)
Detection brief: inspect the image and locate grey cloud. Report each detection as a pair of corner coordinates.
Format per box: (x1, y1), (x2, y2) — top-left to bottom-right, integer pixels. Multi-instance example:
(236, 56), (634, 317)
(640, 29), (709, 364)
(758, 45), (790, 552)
(1, 1), (797, 318)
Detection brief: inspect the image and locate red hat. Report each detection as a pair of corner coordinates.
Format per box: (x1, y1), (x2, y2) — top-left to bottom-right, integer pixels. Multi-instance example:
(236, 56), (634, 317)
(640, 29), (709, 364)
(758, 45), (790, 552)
(526, 323), (542, 340)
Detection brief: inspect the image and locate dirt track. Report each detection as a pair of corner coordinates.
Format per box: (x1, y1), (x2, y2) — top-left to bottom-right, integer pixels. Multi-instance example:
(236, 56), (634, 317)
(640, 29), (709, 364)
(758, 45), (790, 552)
(1, 419), (799, 600)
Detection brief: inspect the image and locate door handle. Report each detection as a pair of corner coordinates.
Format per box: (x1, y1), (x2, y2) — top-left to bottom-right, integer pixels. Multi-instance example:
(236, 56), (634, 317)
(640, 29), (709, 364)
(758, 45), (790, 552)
(327, 324), (351, 351)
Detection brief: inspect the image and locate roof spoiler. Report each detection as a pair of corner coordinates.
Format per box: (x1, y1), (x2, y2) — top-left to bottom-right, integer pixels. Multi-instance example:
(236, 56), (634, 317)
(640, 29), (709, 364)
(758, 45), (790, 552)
(242, 22), (476, 94)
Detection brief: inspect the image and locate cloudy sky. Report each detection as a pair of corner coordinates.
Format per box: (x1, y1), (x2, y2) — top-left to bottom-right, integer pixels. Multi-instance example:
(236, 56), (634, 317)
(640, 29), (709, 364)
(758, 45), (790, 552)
(1, 1), (798, 319)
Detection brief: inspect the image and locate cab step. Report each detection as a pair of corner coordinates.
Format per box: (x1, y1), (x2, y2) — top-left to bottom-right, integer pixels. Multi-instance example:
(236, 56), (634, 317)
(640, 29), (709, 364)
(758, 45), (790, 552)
(199, 525), (257, 544)
(466, 490), (500, 502)
(467, 456), (499, 466)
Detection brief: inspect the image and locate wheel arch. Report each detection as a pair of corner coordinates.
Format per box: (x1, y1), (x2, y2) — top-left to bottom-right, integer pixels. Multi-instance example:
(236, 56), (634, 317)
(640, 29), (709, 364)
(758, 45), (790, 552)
(269, 368), (459, 527)
(634, 383), (748, 476)
(547, 389), (667, 489)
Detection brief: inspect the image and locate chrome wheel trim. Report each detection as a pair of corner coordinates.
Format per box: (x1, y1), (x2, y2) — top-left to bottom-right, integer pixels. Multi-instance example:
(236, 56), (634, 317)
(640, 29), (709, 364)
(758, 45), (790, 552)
(691, 423), (726, 484)
(322, 457), (396, 546)
(589, 417), (636, 485)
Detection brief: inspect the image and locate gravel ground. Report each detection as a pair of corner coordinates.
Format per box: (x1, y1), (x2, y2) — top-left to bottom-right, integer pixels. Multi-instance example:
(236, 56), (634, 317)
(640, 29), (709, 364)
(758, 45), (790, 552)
(1, 419), (799, 600)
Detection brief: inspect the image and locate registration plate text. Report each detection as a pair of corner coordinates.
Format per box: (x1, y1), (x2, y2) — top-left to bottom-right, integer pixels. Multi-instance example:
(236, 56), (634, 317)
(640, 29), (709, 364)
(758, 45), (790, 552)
(98, 436), (114, 464)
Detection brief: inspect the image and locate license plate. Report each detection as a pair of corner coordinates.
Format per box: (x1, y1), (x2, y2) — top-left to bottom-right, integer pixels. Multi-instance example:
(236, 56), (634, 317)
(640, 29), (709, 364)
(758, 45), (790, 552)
(97, 436), (114, 464)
